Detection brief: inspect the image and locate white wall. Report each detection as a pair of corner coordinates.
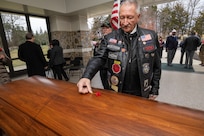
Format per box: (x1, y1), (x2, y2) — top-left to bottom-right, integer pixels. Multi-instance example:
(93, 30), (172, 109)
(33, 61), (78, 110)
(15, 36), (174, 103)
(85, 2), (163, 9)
(50, 16), (71, 32)
(65, 0), (111, 13)
(0, 1), (24, 12)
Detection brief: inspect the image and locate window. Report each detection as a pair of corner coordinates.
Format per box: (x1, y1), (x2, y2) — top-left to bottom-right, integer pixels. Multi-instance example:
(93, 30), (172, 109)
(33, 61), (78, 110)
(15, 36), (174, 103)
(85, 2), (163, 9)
(1, 12), (27, 71)
(29, 16), (49, 55)
(0, 11), (50, 76)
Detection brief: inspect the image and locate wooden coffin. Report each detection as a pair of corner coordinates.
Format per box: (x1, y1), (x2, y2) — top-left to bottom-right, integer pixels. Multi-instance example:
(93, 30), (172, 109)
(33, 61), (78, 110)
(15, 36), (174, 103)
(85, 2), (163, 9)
(0, 76), (204, 136)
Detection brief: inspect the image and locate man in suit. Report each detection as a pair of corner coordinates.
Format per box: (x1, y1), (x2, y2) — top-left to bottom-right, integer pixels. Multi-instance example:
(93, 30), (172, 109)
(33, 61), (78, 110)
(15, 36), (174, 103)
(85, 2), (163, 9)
(18, 32), (48, 77)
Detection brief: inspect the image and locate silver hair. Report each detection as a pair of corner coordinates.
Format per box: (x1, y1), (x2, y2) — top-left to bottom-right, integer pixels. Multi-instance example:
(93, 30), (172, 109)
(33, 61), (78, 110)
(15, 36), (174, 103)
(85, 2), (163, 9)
(120, 0), (141, 14)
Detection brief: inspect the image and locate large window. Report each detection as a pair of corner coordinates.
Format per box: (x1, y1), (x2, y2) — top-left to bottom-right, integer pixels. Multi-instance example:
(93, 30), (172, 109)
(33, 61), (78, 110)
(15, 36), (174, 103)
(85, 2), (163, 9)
(1, 12), (27, 71)
(29, 16), (49, 55)
(0, 11), (50, 76)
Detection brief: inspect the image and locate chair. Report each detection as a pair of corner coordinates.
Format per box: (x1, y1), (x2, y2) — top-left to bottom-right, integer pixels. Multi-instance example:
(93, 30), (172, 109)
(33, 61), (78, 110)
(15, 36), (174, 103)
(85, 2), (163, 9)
(63, 57), (72, 75)
(68, 57), (84, 76)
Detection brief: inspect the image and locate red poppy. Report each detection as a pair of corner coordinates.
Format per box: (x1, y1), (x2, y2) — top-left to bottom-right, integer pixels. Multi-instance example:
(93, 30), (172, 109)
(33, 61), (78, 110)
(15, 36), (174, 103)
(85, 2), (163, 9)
(112, 64), (121, 74)
(95, 92), (101, 96)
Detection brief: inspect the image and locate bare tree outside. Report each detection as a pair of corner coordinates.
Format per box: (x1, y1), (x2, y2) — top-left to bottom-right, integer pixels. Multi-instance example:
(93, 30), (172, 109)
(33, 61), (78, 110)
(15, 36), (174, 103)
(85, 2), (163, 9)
(156, 0), (203, 38)
(186, 0), (201, 33)
(1, 13), (27, 49)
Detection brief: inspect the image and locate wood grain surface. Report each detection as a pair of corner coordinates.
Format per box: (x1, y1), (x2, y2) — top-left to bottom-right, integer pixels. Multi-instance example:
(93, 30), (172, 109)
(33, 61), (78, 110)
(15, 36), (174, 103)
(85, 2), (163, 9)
(0, 76), (204, 136)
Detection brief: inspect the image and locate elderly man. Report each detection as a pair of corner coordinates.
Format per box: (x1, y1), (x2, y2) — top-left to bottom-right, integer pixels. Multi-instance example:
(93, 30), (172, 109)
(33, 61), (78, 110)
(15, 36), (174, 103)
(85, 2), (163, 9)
(166, 29), (178, 66)
(77, 0), (161, 99)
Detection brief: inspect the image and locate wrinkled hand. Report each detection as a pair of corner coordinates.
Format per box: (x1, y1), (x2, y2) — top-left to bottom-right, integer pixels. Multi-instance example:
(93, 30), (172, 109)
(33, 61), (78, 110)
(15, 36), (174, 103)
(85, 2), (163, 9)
(77, 78), (93, 94)
(149, 94), (158, 100)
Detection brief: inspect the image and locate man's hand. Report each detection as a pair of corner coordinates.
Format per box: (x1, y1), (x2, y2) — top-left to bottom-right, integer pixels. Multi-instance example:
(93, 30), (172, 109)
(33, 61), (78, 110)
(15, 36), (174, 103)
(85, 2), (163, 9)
(77, 78), (93, 94)
(149, 94), (158, 100)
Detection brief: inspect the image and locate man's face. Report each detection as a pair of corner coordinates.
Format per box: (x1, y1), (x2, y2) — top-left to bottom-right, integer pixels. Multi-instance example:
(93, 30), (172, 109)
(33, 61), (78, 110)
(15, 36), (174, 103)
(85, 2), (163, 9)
(172, 32), (176, 36)
(102, 27), (112, 35)
(119, 3), (140, 33)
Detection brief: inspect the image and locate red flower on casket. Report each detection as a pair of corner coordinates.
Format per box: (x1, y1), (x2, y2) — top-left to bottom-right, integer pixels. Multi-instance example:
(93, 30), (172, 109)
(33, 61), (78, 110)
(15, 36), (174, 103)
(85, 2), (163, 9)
(95, 92), (101, 96)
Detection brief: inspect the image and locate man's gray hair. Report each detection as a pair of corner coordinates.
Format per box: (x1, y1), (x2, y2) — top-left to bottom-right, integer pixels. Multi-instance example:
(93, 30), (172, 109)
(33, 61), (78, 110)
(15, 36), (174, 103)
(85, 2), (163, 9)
(120, 0), (141, 14)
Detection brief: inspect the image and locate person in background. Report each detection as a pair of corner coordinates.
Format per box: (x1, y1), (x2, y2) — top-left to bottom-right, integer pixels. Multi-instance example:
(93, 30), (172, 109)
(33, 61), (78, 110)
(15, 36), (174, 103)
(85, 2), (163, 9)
(18, 32), (48, 77)
(98, 21), (113, 89)
(199, 40), (204, 66)
(47, 43), (56, 79)
(0, 47), (11, 84)
(179, 39), (185, 64)
(93, 21), (113, 56)
(183, 31), (201, 69)
(159, 36), (165, 58)
(165, 29), (178, 66)
(77, 0), (161, 100)
(101, 21), (113, 37)
(49, 39), (69, 81)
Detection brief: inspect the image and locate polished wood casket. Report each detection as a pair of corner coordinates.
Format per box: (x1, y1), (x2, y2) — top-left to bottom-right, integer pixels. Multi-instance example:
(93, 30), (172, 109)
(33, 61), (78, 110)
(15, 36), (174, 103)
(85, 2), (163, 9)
(0, 76), (204, 136)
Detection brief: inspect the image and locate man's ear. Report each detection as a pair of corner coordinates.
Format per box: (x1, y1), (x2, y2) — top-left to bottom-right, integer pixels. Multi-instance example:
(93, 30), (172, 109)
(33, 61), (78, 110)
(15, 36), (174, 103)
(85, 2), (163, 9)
(137, 14), (140, 19)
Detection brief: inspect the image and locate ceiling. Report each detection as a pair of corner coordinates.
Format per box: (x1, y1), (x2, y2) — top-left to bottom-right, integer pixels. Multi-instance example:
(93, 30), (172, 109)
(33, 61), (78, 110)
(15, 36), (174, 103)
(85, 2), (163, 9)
(1, 0), (177, 18)
(51, 0), (177, 18)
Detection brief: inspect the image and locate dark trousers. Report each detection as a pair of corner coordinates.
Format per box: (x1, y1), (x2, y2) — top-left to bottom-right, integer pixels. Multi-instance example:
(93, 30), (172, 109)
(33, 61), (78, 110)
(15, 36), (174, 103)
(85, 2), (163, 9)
(100, 68), (110, 90)
(185, 50), (195, 68)
(53, 64), (69, 80)
(180, 51), (185, 64)
(160, 47), (163, 58)
(167, 49), (176, 65)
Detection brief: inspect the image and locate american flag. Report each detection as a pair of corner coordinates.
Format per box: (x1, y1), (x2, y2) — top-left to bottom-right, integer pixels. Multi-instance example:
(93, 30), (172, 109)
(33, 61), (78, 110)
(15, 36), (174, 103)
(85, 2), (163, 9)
(111, 0), (120, 30)
(141, 34), (152, 42)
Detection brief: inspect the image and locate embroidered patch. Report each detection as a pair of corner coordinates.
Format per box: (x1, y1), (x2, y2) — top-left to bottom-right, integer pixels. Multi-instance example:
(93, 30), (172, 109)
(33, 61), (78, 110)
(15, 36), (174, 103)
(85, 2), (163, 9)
(107, 44), (121, 51)
(144, 45), (155, 52)
(145, 53), (149, 58)
(111, 85), (118, 92)
(112, 63), (121, 74)
(140, 34), (152, 42)
(151, 53), (155, 57)
(109, 38), (117, 44)
(118, 41), (122, 45)
(144, 79), (149, 88)
(144, 79), (151, 92)
(108, 52), (118, 60)
(110, 75), (119, 86)
(142, 63), (150, 74)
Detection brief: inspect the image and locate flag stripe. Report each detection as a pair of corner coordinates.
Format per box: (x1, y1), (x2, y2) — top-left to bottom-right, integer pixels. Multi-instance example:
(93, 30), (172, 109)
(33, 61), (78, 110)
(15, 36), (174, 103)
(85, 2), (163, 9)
(111, 0), (120, 30)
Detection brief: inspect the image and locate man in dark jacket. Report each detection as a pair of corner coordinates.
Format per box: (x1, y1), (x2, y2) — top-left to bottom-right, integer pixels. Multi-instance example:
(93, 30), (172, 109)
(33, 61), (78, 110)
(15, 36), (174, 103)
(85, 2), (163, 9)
(49, 39), (69, 81)
(18, 32), (48, 77)
(98, 21), (112, 89)
(183, 31), (201, 69)
(77, 0), (161, 99)
(166, 29), (178, 66)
